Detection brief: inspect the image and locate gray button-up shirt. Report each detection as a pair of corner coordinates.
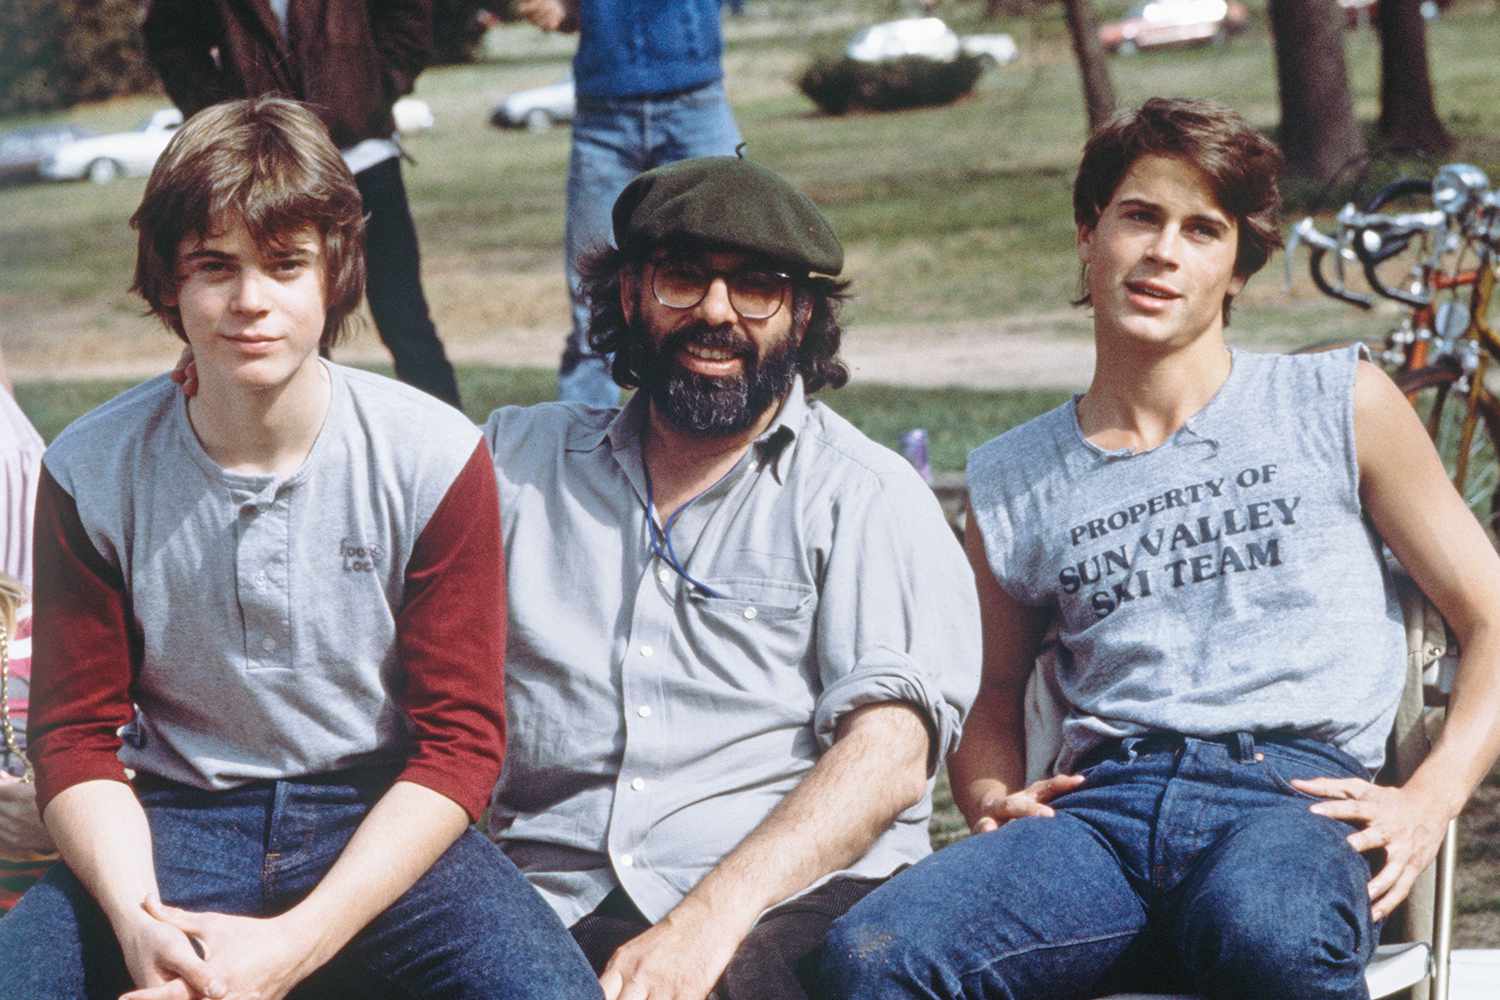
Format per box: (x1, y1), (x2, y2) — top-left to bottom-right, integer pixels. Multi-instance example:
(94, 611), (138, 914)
(483, 379), (980, 926)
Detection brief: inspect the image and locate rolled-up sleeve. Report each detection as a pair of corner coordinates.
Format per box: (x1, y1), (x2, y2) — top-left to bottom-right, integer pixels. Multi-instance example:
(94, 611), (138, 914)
(811, 469), (981, 770)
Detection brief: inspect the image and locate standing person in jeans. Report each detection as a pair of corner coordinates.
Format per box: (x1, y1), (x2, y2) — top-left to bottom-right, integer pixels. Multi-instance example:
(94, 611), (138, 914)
(515, 0), (742, 407)
(0, 97), (598, 1000)
(143, 0), (464, 407)
(821, 98), (1500, 999)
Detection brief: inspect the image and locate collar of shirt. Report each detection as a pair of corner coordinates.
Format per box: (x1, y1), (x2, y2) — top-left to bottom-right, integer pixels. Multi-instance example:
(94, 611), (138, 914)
(565, 377), (808, 484)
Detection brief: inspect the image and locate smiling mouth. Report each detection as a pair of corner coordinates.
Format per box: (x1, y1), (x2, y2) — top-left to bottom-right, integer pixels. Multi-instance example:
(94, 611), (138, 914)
(1125, 281), (1180, 300)
(681, 343), (743, 362)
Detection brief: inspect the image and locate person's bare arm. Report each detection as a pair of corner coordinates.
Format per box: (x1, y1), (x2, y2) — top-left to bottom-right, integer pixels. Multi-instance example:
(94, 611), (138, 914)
(947, 501), (1082, 834)
(44, 780), (225, 999)
(0, 773), (54, 854)
(126, 782), (468, 1000)
(1294, 361), (1500, 921)
(598, 701), (930, 1000)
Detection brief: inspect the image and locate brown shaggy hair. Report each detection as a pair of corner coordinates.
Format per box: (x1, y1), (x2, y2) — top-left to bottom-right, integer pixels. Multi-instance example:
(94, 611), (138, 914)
(576, 242), (852, 394)
(1072, 97), (1285, 324)
(130, 96), (366, 350)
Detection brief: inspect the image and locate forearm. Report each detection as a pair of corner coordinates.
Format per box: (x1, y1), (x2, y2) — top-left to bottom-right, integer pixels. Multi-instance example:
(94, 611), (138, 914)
(44, 780), (160, 929)
(1406, 622), (1500, 816)
(276, 781), (468, 974)
(948, 678), (1027, 826)
(672, 703), (929, 934)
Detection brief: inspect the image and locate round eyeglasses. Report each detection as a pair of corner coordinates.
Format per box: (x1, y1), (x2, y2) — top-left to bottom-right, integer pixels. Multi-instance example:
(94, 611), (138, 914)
(650, 259), (792, 320)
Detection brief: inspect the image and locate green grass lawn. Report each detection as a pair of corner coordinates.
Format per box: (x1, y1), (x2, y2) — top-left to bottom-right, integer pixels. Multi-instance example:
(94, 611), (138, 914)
(5, 1), (1500, 365)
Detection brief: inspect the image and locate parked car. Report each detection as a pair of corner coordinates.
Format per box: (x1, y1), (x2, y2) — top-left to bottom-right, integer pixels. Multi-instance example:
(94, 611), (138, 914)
(0, 123), (100, 185)
(1098, 0), (1250, 55)
(491, 79), (575, 132)
(39, 108), (183, 184)
(846, 18), (1018, 67)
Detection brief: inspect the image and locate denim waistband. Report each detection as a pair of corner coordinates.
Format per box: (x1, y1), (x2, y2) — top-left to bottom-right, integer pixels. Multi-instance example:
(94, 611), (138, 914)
(1077, 731), (1368, 778)
(131, 763), (402, 800)
(575, 79), (724, 112)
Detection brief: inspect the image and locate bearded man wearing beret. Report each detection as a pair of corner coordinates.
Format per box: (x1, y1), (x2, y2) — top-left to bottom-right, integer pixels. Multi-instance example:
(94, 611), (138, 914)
(482, 155), (981, 1000)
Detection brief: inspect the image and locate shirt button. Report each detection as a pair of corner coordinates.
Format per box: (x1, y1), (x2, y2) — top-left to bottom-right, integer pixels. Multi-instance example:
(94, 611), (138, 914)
(637, 705), (652, 718)
(657, 568), (672, 584)
(257, 571), (269, 585)
(261, 636), (276, 652)
(619, 853), (635, 868)
(640, 644), (654, 658)
(630, 777), (646, 792)
(743, 606), (758, 621)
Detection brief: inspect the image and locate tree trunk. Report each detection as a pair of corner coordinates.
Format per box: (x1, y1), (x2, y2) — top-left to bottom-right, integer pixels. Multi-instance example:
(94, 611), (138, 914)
(1060, 0), (1116, 132)
(1375, 0), (1452, 153)
(1267, 0), (1368, 184)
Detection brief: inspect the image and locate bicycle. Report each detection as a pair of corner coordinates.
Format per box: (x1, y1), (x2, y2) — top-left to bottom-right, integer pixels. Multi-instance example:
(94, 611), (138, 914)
(1288, 162), (1500, 531)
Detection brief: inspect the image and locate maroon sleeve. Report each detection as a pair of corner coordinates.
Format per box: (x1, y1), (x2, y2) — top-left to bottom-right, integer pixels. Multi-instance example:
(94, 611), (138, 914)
(28, 465), (136, 813)
(394, 440), (506, 821)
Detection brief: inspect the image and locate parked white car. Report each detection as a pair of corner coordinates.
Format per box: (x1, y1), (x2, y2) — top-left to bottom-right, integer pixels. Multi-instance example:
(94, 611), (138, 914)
(490, 79), (576, 132)
(846, 18), (1018, 66)
(40, 108), (183, 184)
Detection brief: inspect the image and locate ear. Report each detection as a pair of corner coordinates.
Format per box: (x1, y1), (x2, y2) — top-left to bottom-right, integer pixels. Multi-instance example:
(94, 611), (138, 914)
(619, 267), (639, 326)
(1228, 271), (1247, 297)
(791, 289), (814, 338)
(1076, 223), (1094, 263)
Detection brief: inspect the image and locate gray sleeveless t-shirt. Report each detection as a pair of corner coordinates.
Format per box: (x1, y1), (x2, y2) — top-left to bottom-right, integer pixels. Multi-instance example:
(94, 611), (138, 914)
(967, 347), (1405, 772)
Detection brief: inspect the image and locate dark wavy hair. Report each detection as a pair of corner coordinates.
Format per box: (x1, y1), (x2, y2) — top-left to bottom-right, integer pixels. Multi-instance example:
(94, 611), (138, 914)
(577, 242), (852, 394)
(1073, 97), (1285, 324)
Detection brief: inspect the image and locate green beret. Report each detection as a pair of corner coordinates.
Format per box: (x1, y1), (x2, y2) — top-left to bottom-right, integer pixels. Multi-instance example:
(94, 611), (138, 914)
(612, 156), (844, 276)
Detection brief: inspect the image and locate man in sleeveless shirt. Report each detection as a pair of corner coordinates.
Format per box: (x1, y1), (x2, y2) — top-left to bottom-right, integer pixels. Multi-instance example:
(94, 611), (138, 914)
(822, 98), (1500, 999)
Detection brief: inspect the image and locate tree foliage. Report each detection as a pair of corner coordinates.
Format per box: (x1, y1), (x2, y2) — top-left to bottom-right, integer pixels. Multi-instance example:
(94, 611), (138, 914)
(799, 55), (985, 116)
(0, 0), (157, 115)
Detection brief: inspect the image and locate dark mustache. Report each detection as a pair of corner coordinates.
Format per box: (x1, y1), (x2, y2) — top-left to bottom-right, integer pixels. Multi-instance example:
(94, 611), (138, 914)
(662, 323), (754, 358)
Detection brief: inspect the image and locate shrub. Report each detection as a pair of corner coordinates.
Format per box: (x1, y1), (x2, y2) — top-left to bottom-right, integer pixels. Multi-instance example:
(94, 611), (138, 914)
(797, 55), (985, 116)
(0, 0), (156, 115)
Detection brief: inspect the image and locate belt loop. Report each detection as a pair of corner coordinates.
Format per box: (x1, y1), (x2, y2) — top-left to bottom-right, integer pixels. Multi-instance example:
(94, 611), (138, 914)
(1231, 731), (1256, 763)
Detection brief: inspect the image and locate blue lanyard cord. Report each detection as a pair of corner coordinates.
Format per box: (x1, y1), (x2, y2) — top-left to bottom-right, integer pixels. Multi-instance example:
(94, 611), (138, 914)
(643, 465), (725, 599)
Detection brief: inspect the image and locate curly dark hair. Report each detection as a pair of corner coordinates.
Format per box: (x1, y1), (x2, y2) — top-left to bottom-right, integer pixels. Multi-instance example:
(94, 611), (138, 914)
(576, 243), (852, 394)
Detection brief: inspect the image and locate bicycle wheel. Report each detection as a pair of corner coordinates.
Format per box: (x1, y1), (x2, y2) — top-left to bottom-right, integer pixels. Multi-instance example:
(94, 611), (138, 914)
(1395, 362), (1500, 532)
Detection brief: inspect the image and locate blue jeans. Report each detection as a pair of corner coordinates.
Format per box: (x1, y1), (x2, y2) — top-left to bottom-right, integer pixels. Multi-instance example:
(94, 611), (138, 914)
(821, 734), (1379, 1000)
(558, 80), (741, 407)
(0, 772), (601, 999)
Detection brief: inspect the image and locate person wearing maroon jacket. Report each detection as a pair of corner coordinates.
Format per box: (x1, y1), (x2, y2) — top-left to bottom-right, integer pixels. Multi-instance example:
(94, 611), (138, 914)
(0, 97), (598, 1000)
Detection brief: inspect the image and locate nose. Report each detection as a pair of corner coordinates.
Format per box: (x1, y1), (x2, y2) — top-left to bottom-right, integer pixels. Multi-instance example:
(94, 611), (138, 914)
(1145, 226), (1182, 268)
(230, 269), (270, 315)
(694, 275), (738, 325)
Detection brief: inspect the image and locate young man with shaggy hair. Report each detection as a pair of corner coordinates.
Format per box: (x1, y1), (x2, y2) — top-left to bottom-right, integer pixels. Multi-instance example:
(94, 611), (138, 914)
(821, 97), (1500, 1000)
(0, 97), (597, 1000)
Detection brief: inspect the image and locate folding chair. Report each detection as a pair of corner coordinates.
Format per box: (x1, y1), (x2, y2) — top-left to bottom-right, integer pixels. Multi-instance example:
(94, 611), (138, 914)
(1021, 573), (1458, 1000)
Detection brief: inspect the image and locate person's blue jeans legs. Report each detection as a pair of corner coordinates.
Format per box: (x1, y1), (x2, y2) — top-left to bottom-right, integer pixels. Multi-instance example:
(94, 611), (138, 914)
(821, 735), (1378, 1000)
(0, 774), (601, 999)
(557, 81), (741, 408)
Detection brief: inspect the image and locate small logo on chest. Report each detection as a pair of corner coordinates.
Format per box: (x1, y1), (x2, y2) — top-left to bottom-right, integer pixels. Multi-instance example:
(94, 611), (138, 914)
(339, 538), (385, 573)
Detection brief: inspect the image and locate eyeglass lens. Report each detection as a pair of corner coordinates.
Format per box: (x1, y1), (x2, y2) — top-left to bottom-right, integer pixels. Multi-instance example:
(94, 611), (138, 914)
(652, 261), (789, 319)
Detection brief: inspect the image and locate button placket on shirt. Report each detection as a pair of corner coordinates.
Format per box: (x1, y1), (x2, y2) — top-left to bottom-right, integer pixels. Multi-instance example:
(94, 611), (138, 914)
(607, 550), (677, 887)
(235, 486), (294, 671)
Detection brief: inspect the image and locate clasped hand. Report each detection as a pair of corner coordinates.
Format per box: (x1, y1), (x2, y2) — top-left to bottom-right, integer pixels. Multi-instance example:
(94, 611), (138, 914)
(117, 895), (315, 1000)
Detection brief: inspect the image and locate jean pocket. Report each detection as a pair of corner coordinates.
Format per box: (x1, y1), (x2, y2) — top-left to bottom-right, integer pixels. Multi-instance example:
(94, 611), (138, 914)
(1258, 747), (1364, 802)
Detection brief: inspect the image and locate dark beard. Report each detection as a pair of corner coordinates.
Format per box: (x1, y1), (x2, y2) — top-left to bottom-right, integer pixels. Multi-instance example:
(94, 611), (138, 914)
(636, 321), (799, 435)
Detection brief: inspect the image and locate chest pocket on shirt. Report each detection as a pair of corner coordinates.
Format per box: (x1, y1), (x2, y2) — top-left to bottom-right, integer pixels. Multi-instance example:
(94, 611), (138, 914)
(688, 578), (817, 681)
